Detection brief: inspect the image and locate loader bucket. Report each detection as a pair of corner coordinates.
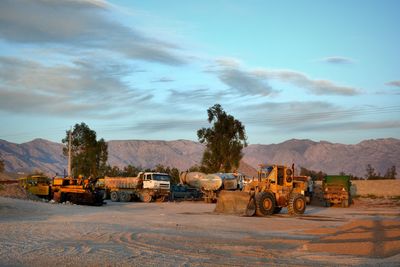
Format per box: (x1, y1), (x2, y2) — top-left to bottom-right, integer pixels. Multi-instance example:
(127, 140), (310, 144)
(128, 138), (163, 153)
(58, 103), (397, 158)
(214, 190), (255, 216)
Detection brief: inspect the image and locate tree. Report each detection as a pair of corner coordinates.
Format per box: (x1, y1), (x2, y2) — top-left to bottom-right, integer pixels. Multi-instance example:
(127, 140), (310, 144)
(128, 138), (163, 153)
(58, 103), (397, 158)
(62, 123), (108, 177)
(123, 165), (140, 177)
(384, 165), (397, 179)
(152, 164), (180, 185)
(0, 159), (4, 173)
(365, 164), (379, 180)
(299, 167), (327, 181)
(104, 165), (122, 177)
(197, 104), (247, 173)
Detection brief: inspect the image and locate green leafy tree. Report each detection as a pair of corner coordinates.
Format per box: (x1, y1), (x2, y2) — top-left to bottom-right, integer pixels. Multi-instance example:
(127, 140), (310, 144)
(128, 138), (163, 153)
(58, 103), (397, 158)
(197, 104), (247, 173)
(62, 123), (108, 177)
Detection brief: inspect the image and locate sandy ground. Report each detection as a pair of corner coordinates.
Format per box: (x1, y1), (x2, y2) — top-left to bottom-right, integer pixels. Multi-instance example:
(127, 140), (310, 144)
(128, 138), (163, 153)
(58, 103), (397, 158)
(0, 197), (400, 267)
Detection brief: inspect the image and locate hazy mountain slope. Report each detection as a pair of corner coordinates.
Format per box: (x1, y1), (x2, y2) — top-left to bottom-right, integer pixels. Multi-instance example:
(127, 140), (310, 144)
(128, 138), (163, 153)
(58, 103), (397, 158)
(243, 138), (400, 177)
(0, 138), (399, 178)
(107, 140), (204, 170)
(0, 139), (65, 175)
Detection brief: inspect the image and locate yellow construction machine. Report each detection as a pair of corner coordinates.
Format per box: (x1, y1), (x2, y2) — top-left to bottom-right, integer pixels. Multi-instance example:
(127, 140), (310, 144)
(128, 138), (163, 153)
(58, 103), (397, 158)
(215, 164), (307, 216)
(18, 175), (51, 199)
(52, 176), (104, 206)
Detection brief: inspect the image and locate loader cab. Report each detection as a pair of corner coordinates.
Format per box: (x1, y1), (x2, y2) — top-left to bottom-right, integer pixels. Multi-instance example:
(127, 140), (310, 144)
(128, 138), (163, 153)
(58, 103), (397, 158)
(258, 165), (293, 186)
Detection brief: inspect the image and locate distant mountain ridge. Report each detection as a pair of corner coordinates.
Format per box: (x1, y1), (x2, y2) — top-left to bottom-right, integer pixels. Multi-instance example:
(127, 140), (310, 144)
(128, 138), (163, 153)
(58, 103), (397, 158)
(0, 138), (399, 178)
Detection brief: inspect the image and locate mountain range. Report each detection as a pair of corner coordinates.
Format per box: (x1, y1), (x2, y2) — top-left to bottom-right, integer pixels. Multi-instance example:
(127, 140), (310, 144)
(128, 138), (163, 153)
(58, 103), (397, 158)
(0, 138), (399, 178)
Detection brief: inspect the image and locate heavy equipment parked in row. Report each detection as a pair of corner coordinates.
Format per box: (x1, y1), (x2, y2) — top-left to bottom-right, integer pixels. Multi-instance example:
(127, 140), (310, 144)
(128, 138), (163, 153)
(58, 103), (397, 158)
(215, 164), (308, 216)
(18, 175), (51, 199)
(105, 172), (171, 202)
(179, 171), (243, 203)
(322, 175), (351, 207)
(52, 176), (104, 206)
(17, 174), (104, 205)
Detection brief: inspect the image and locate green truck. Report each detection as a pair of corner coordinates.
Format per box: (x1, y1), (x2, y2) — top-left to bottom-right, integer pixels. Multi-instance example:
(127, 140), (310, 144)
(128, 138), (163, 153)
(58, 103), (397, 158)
(322, 175), (351, 207)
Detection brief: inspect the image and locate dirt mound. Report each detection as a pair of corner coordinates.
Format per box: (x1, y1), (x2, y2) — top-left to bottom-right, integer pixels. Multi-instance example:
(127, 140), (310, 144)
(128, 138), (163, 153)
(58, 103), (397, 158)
(0, 184), (41, 201)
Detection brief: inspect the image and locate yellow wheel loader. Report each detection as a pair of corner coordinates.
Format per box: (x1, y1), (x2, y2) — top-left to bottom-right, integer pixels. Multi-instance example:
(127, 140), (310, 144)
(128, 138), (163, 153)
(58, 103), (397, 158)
(215, 164), (307, 216)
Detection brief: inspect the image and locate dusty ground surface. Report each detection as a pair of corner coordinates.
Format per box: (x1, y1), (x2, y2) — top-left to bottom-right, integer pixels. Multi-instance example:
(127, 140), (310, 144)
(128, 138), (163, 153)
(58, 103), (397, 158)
(0, 197), (399, 267)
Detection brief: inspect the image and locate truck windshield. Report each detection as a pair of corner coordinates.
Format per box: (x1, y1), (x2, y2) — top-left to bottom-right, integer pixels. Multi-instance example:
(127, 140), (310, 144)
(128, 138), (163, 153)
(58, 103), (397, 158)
(153, 174), (171, 181)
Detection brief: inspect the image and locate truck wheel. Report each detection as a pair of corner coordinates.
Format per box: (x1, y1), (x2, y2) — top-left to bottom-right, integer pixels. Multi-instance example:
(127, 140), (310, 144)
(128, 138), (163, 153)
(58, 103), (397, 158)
(119, 191), (131, 202)
(140, 192), (152, 203)
(288, 193), (306, 215)
(255, 191), (276, 216)
(156, 196), (166, 202)
(110, 191), (120, 202)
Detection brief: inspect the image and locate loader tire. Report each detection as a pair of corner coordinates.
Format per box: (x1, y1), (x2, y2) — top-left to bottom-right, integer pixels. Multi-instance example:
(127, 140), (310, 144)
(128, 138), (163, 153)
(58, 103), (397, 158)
(110, 191), (120, 202)
(255, 191), (276, 216)
(119, 191), (131, 202)
(288, 193), (306, 215)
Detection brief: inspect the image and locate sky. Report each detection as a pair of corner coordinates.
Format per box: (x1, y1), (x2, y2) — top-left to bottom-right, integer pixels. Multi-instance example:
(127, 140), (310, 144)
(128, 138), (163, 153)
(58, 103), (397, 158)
(0, 0), (399, 145)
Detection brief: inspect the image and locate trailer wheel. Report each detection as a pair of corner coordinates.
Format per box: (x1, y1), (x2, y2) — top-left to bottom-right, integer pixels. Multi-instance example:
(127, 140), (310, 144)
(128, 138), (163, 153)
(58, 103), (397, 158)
(288, 193), (306, 215)
(110, 191), (120, 202)
(255, 191), (276, 216)
(119, 191), (131, 202)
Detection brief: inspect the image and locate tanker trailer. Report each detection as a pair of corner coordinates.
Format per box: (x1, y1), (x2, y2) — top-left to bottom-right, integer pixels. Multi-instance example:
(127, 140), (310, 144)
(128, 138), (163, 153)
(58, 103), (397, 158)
(179, 171), (221, 202)
(179, 172), (239, 203)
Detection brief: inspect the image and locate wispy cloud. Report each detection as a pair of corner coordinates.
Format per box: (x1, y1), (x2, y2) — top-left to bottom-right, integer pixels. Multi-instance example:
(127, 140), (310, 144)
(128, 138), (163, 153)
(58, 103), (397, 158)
(238, 101), (400, 132)
(0, 56), (151, 118)
(128, 119), (206, 133)
(168, 88), (227, 107)
(291, 120), (400, 132)
(385, 81), (400, 87)
(0, 0), (186, 65)
(218, 68), (275, 96)
(319, 56), (354, 64)
(252, 69), (360, 96)
(208, 57), (360, 96)
(151, 77), (175, 83)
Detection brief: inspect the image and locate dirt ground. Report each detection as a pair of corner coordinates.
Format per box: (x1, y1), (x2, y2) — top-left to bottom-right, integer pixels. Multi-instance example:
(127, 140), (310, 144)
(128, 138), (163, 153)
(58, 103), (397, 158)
(0, 197), (399, 267)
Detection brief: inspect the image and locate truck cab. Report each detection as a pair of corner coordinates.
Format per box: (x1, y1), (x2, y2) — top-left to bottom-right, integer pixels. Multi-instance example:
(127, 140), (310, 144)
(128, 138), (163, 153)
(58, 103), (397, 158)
(140, 172), (171, 190)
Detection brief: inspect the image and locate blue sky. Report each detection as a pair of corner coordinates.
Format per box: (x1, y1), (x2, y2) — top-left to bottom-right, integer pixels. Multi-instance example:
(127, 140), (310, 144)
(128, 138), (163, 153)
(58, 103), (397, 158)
(0, 0), (399, 144)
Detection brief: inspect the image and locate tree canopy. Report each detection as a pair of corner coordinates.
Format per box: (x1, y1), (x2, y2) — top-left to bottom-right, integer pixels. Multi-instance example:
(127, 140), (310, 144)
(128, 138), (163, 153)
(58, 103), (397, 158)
(62, 123), (108, 177)
(197, 104), (247, 173)
(0, 159), (4, 173)
(299, 167), (327, 181)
